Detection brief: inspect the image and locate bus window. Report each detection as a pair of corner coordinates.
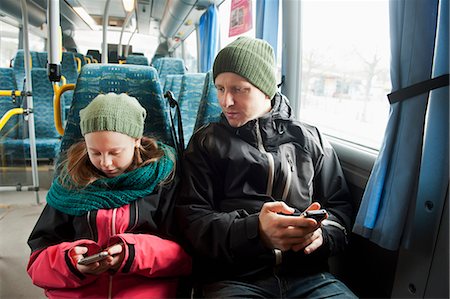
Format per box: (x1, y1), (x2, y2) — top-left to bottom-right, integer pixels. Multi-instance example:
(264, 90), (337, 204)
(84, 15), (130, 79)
(299, 0), (391, 150)
(182, 30), (198, 73)
(0, 20), (19, 67)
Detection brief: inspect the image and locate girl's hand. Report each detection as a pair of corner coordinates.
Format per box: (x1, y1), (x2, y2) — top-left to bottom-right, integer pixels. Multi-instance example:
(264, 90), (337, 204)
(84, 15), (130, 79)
(105, 243), (125, 272)
(73, 246), (112, 275)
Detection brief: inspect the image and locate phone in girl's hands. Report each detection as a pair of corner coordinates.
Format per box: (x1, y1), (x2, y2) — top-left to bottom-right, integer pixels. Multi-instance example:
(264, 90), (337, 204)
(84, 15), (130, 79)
(77, 251), (109, 265)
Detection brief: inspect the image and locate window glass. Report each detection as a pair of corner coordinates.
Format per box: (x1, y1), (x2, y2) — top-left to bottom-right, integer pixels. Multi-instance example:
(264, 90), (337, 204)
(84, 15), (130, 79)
(0, 21), (19, 67)
(183, 31), (198, 73)
(299, 0), (391, 150)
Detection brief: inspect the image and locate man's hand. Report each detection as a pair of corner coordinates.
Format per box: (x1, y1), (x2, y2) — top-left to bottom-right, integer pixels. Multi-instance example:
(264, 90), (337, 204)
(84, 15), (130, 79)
(258, 201), (324, 253)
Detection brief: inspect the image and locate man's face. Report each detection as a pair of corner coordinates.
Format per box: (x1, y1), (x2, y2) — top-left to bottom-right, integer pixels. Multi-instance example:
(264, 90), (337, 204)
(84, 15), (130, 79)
(215, 72), (272, 128)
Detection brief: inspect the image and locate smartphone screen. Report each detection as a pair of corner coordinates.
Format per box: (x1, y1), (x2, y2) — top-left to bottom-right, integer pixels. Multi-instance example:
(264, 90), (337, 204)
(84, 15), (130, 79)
(77, 251), (109, 265)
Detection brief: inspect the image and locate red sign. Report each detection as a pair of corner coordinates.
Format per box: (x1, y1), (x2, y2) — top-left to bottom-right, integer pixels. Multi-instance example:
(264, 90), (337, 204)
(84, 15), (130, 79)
(229, 0), (253, 37)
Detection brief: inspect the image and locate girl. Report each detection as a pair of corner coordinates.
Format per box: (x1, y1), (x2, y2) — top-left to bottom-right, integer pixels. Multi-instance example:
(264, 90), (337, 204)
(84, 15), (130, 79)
(27, 93), (191, 298)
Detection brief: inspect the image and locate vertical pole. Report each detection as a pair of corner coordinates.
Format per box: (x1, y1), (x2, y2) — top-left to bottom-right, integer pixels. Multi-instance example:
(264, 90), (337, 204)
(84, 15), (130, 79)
(281, 0), (302, 116)
(20, 0), (40, 204)
(102, 0), (112, 63)
(47, 0), (61, 82)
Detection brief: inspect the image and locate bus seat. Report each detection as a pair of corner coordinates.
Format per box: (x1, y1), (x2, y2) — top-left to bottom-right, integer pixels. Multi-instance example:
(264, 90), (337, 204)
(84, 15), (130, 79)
(1, 68), (63, 161)
(177, 73), (207, 146)
(194, 71), (221, 131)
(36, 52), (48, 68)
(12, 50), (26, 90)
(11, 50), (47, 91)
(85, 54), (94, 63)
(0, 67), (23, 140)
(125, 55), (149, 66)
(163, 74), (183, 100)
(86, 49), (101, 62)
(152, 57), (186, 86)
(61, 52), (79, 112)
(59, 64), (173, 159)
(74, 52), (87, 69)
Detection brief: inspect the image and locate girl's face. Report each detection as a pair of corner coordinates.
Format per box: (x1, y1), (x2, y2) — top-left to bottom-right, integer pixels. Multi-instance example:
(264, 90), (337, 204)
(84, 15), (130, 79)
(84, 131), (141, 178)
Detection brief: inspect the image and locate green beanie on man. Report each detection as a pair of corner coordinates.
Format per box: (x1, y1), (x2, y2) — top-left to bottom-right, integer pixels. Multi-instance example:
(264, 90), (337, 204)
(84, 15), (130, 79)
(80, 93), (146, 138)
(213, 36), (277, 99)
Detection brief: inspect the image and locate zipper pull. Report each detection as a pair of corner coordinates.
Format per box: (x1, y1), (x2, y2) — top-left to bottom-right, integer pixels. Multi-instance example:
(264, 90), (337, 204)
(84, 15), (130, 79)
(286, 153), (294, 172)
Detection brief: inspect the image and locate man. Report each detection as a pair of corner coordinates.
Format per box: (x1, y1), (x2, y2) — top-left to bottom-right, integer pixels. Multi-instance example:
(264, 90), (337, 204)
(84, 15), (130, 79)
(176, 37), (357, 298)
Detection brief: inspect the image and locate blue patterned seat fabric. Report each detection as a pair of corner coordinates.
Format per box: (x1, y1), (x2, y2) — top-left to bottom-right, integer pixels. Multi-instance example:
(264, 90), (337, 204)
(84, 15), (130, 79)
(163, 74), (184, 101)
(74, 52), (87, 70)
(176, 73), (207, 146)
(1, 68), (63, 161)
(61, 52), (80, 114)
(194, 71), (222, 131)
(126, 55), (149, 66)
(12, 50), (26, 90)
(152, 58), (186, 87)
(59, 64), (173, 162)
(12, 50), (48, 91)
(0, 68), (23, 140)
(85, 54), (95, 63)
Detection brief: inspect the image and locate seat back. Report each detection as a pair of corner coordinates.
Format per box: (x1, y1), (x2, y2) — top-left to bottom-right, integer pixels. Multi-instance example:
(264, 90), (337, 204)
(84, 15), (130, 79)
(152, 57), (186, 85)
(126, 55), (149, 66)
(74, 52), (87, 69)
(163, 74), (184, 100)
(194, 71), (222, 131)
(12, 50), (26, 90)
(0, 68), (22, 138)
(60, 64), (173, 155)
(177, 73), (207, 145)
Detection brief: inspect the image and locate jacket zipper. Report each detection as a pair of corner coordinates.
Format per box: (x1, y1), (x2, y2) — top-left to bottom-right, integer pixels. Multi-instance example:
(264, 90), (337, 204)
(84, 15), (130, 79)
(282, 153), (294, 200)
(255, 119), (274, 196)
(108, 208), (117, 299)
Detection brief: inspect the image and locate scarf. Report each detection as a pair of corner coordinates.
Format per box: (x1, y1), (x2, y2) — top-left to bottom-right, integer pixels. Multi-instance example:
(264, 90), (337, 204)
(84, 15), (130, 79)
(46, 144), (175, 216)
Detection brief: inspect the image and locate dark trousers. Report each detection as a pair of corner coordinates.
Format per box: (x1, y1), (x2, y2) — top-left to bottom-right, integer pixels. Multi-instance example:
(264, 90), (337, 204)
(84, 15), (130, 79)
(201, 271), (357, 298)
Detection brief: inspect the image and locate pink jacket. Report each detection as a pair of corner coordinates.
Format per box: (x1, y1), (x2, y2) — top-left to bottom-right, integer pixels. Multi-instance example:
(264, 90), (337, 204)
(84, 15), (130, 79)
(27, 199), (192, 298)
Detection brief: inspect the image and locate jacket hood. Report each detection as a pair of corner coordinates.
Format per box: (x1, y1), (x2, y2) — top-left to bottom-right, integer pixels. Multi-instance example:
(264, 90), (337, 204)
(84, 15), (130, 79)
(271, 92), (293, 121)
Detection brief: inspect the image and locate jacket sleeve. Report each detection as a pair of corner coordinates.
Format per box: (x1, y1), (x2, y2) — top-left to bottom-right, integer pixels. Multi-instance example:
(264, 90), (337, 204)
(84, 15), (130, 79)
(111, 234), (191, 278)
(27, 205), (101, 289)
(175, 131), (273, 264)
(308, 126), (355, 255)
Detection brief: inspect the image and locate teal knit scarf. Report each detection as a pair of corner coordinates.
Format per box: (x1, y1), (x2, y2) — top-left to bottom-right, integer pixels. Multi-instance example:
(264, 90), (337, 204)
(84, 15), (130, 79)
(46, 144), (175, 216)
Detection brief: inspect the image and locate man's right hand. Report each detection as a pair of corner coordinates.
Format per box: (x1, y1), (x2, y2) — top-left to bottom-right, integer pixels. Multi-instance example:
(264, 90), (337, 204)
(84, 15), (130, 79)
(258, 201), (322, 252)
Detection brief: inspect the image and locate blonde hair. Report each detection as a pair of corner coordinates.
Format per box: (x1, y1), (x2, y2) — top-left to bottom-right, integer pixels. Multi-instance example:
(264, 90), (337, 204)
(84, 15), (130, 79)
(59, 137), (172, 187)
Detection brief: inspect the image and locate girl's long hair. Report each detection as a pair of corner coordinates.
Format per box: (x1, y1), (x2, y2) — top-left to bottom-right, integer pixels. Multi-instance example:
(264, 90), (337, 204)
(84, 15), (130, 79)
(58, 137), (173, 188)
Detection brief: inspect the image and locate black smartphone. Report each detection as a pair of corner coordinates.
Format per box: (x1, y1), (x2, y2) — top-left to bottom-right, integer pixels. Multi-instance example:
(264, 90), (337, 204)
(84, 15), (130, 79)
(77, 251), (109, 265)
(301, 209), (328, 222)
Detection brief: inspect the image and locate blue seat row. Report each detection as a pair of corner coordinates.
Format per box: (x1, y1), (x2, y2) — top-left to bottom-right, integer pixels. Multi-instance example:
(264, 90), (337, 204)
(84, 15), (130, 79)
(152, 57), (186, 87)
(0, 67), (64, 162)
(60, 64), (173, 160)
(2, 60), (222, 164)
(162, 71), (222, 148)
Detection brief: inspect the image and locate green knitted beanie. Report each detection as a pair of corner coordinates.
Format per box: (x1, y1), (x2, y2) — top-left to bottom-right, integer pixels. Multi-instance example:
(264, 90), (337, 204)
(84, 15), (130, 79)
(80, 93), (146, 138)
(213, 36), (277, 99)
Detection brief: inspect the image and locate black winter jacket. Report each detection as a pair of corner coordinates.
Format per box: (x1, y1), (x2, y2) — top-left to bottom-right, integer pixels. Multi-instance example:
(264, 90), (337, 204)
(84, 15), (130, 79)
(176, 93), (354, 282)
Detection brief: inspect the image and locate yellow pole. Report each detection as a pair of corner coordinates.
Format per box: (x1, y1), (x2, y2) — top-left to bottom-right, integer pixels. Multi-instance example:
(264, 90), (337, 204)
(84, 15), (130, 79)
(0, 108), (24, 131)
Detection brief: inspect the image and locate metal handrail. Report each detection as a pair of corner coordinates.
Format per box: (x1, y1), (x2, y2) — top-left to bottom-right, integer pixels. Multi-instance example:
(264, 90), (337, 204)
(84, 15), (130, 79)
(53, 82), (75, 136)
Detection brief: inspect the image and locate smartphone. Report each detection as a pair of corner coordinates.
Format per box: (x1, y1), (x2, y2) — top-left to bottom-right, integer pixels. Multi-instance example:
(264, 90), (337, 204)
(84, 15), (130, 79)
(77, 251), (109, 265)
(301, 209), (328, 222)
